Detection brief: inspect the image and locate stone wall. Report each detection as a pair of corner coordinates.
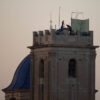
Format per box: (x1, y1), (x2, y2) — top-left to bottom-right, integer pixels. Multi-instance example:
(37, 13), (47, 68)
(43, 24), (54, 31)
(4, 90), (30, 100)
(33, 29), (93, 46)
(31, 46), (96, 100)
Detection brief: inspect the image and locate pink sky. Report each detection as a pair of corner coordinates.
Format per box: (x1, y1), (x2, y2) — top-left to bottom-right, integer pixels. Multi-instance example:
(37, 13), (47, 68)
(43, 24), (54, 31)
(0, 0), (100, 100)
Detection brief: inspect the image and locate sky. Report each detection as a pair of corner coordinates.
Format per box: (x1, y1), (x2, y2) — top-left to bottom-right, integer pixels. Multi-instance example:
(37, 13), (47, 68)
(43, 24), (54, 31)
(0, 0), (100, 100)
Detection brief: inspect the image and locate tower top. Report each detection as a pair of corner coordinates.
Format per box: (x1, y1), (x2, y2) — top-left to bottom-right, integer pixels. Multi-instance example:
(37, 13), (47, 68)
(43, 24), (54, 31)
(32, 18), (93, 48)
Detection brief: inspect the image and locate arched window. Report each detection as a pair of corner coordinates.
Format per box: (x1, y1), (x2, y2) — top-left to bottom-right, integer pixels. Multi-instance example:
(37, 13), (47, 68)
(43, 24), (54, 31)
(10, 98), (16, 100)
(39, 59), (44, 78)
(68, 59), (76, 78)
(39, 59), (44, 100)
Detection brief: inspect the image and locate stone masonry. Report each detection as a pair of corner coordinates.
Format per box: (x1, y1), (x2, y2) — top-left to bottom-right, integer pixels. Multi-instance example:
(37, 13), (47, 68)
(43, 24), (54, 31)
(30, 18), (98, 100)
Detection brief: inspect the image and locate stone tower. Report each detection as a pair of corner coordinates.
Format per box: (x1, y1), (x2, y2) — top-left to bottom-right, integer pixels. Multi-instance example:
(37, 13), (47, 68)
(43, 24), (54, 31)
(29, 18), (98, 100)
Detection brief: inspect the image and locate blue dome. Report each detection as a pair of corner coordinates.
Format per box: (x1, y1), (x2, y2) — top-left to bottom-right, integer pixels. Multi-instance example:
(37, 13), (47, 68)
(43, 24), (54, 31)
(3, 55), (30, 91)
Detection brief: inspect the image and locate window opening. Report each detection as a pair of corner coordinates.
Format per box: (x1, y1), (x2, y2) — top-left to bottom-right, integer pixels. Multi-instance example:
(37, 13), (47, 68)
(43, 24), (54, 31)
(10, 98), (16, 100)
(39, 59), (44, 100)
(68, 59), (76, 78)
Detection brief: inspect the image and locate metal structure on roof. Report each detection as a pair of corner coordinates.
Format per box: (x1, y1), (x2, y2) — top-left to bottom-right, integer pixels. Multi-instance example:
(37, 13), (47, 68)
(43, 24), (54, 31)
(71, 12), (89, 34)
(71, 18), (89, 33)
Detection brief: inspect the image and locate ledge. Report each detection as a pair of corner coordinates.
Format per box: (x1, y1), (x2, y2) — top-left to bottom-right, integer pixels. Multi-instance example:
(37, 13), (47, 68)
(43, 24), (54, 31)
(28, 44), (99, 49)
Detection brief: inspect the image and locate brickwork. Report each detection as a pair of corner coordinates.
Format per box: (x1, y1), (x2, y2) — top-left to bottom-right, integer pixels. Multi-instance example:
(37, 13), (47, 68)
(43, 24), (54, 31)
(33, 29), (93, 46)
(4, 90), (30, 100)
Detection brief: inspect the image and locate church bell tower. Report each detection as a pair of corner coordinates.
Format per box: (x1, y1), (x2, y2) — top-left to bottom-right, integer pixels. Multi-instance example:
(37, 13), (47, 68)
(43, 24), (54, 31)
(29, 18), (98, 100)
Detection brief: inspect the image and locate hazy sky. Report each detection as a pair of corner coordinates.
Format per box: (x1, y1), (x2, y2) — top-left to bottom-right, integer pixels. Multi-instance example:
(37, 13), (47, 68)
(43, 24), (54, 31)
(0, 0), (100, 100)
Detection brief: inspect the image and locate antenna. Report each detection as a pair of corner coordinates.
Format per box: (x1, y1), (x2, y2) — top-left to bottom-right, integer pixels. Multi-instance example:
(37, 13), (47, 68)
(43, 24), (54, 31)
(50, 13), (53, 30)
(55, 25), (56, 30)
(59, 7), (61, 28)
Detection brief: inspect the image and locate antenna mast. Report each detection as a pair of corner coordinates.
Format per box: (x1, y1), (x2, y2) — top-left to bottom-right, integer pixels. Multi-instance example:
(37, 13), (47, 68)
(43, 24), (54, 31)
(59, 7), (61, 28)
(50, 13), (52, 30)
